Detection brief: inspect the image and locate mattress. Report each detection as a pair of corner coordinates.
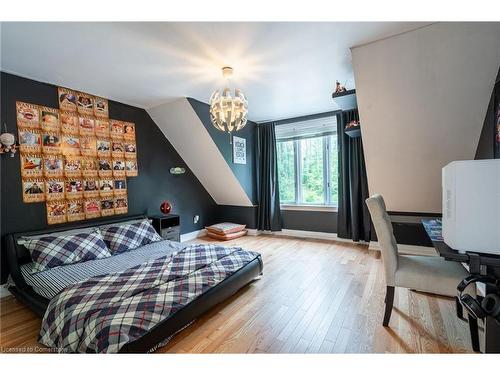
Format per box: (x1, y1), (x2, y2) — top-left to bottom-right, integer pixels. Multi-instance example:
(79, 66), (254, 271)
(20, 239), (185, 299)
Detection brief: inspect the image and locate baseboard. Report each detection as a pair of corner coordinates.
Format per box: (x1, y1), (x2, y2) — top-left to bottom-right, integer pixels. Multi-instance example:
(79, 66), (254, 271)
(0, 286), (12, 299)
(180, 229), (207, 242)
(266, 229), (368, 244)
(369, 241), (438, 257)
(246, 229), (260, 236)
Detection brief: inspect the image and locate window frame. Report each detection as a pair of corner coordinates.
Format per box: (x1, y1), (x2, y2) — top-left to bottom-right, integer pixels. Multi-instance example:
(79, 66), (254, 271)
(277, 133), (338, 210)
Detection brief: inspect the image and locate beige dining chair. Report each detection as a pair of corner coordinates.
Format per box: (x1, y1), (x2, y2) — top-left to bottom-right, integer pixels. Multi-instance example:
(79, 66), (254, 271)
(366, 194), (472, 327)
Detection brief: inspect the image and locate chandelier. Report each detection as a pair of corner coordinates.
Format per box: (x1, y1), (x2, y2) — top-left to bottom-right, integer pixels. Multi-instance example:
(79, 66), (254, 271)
(209, 66), (248, 143)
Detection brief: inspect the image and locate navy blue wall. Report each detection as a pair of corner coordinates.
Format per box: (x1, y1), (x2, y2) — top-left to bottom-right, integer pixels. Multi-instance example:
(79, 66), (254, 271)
(1, 73), (219, 282)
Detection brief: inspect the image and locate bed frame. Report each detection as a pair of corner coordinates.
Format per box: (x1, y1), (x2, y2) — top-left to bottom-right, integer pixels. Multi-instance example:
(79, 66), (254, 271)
(4, 215), (263, 353)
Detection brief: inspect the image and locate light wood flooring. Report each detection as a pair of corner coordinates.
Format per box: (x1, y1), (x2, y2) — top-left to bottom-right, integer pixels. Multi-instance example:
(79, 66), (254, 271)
(0, 235), (473, 353)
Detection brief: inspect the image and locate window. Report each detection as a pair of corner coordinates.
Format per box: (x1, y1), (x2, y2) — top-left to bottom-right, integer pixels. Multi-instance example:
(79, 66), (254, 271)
(276, 116), (338, 207)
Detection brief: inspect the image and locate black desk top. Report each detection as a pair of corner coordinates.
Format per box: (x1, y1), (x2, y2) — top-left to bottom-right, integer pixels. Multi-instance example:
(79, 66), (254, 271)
(421, 219), (500, 269)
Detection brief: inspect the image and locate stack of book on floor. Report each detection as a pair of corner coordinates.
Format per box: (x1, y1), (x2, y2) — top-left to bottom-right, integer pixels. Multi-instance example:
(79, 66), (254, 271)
(205, 222), (248, 241)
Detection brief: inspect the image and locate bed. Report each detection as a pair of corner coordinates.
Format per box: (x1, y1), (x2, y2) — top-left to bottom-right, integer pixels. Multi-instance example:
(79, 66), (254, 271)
(4, 215), (263, 353)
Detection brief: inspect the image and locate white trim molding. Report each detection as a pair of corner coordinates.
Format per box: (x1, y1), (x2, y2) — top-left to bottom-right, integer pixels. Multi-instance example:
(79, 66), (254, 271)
(180, 229), (207, 242)
(0, 286), (12, 299)
(280, 205), (338, 212)
(265, 229), (368, 244)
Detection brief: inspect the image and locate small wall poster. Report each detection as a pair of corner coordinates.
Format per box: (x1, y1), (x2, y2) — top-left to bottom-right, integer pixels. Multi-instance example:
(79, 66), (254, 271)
(233, 136), (246, 164)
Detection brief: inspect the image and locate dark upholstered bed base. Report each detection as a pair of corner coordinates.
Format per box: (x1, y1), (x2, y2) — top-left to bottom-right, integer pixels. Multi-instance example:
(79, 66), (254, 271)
(4, 214), (263, 353)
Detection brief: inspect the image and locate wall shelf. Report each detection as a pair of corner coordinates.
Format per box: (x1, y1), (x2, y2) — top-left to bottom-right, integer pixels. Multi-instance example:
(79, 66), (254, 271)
(332, 89), (357, 110)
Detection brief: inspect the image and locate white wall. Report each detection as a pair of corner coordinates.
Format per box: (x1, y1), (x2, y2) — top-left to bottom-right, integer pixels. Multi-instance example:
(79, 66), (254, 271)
(352, 23), (500, 213)
(147, 98), (253, 207)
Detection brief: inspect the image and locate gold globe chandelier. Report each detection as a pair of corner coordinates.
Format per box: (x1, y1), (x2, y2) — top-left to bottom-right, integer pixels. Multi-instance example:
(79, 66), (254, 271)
(209, 66), (248, 143)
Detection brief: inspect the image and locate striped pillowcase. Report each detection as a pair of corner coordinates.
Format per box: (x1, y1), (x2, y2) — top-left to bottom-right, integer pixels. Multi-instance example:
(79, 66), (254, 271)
(100, 220), (163, 254)
(22, 230), (112, 273)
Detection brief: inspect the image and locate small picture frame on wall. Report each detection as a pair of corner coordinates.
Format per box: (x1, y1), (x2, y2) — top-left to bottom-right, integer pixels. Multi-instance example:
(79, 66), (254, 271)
(79, 116), (95, 137)
(81, 157), (98, 178)
(64, 156), (82, 178)
(44, 155), (64, 178)
(125, 159), (138, 177)
(18, 128), (42, 154)
(99, 179), (114, 197)
(233, 136), (246, 164)
(114, 196), (128, 215)
(46, 200), (67, 225)
(112, 159), (126, 177)
(60, 111), (79, 134)
(65, 179), (84, 199)
(22, 178), (45, 203)
(110, 120), (124, 140)
(84, 199), (101, 219)
(40, 107), (60, 132)
(80, 136), (97, 157)
(61, 134), (81, 156)
(98, 159), (113, 177)
(16, 101), (40, 129)
(123, 122), (136, 140)
(100, 198), (115, 216)
(45, 179), (65, 201)
(83, 179), (100, 198)
(76, 92), (94, 116)
(67, 199), (85, 222)
(94, 97), (109, 118)
(95, 119), (110, 138)
(42, 132), (61, 155)
(58, 87), (78, 112)
(20, 154), (43, 178)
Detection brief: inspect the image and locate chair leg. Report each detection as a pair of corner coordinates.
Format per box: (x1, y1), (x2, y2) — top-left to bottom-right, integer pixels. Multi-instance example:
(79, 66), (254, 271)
(467, 314), (481, 353)
(383, 286), (395, 327)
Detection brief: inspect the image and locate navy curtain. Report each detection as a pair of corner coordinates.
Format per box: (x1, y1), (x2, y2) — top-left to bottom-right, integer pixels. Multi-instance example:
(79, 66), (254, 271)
(256, 123), (282, 231)
(337, 109), (371, 242)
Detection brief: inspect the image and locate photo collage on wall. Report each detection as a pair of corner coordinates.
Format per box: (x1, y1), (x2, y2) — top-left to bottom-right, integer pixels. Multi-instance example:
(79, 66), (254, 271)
(17, 87), (138, 224)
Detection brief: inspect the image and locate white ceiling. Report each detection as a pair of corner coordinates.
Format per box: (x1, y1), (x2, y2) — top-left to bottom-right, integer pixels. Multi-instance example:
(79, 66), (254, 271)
(0, 22), (429, 122)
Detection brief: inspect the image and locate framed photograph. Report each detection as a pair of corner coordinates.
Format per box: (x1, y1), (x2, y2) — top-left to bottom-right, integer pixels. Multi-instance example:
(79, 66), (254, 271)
(83, 179), (100, 198)
(45, 179), (65, 201)
(78, 115), (95, 137)
(100, 198), (115, 217)
(97, 138), (111, 158)
(99, 179), (114, 197)
(112, 159), (126, 177)
(43, 155), (64, 178)
(20, 154), (43, 178)
(113, 179), (127, 196)
(123, 122), (136, 140)
(84, 199), (101, 219)
(94, 97), (109, 118)
(40, 107), (60, 132)
(58, 87), (78, 112)
(80, 136), (97, 157)
(81, 157), (98, 178)
(110, 120), (124, 140)
(60, 111), (79, 134)
(65, 179), (83, 199)
(61, 134), (81, 155)
(95, 119), (110, 138)
(64, 156), (82, 178)
(23, 178), (45, 203)
(42, 132), (61, 155)
(125, 159), (138, 177)
(233, 136), (246, 164)
(114, 196), (128, 215)
(16, 101), (40, 129)
(76, 92), (94, 116)
(46, 200), (67, 225)
(111, 141), (124, 158)
(124, 141), (137, 159)
(18, 128), (42, 154)
(98, 159), (113, 177)
(67, 199), (85, 222)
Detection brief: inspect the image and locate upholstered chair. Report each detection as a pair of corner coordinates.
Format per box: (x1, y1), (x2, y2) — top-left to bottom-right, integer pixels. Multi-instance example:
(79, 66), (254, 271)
(365, 194), (472, 327)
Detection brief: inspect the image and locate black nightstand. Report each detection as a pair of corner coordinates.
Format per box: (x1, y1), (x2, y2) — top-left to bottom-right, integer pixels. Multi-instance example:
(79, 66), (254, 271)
(150, 214), (180, 242)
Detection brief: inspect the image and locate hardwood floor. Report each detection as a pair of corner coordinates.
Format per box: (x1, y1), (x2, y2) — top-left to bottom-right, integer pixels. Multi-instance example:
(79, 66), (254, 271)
(0, 235), (473, 353)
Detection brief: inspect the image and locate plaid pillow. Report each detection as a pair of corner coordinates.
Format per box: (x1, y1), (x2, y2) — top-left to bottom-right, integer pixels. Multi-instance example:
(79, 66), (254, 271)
(22, 230), (111, 273)
(100, 220), (163, 254)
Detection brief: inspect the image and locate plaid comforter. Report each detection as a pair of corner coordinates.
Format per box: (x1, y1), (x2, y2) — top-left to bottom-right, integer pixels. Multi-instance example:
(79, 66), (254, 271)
(39, 243), (261, 353)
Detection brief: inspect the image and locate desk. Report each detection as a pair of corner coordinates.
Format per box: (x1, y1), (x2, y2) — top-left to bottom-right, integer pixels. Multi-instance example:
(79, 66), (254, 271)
(422, 219), (500, 353)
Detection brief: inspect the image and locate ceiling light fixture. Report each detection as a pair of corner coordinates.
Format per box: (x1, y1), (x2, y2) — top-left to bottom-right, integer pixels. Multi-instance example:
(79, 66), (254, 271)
(209, 66), (248, 143)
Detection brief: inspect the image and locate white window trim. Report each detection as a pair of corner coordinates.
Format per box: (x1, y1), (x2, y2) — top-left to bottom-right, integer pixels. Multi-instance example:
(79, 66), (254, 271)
(280, 204), (338, 212)
(277, 133), (338, 207)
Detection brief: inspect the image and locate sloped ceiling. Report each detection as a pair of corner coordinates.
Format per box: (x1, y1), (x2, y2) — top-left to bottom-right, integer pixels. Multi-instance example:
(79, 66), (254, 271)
(352, 22), (500, 213)
(147, 98), (253, 206)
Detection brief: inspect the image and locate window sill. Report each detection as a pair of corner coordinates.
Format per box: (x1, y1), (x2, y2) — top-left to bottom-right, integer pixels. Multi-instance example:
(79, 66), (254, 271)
(280, 204), (338, 212)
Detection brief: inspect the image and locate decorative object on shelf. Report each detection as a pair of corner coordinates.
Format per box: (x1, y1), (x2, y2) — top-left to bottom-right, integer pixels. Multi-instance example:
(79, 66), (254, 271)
(332, 88), (358, 111)
(160, 200), (172, 214)
(169, 166), (185, 175)
(0, 123), (19, 157)
(209, 66), (248, 143)
(334, 80), (347, 94)
(232, 136), (246, 164)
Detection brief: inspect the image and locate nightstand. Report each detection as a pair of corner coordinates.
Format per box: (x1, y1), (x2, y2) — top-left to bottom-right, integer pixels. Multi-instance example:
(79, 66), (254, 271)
(150, 214), (180, 242)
